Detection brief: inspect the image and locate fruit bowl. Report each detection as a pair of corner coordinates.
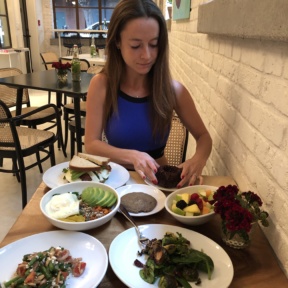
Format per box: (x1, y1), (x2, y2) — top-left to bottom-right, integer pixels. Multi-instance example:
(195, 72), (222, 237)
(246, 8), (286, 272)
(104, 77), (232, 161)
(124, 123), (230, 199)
(40, 181), (120, 231)
(165, 185), (218, 226)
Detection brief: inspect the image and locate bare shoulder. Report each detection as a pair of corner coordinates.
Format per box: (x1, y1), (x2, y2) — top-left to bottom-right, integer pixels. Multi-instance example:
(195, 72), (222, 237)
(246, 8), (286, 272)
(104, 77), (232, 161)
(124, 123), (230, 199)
(171, 79), (190, 99)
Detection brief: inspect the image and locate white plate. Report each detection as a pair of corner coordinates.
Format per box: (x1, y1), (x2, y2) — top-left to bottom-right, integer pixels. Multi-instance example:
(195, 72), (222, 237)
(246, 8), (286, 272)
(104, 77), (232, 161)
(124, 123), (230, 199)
(144, 178), (178, 192)
(43, 161), (130, 189)
(116, 184), (166, 217)
(109, 224), (234, 288)
(0, 231), (108, 288)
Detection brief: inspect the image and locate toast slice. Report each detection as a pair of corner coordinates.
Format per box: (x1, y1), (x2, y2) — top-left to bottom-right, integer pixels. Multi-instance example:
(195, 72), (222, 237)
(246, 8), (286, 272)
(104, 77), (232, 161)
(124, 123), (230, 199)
(69, 155), (102, 172)
(77, 152), (110, 166)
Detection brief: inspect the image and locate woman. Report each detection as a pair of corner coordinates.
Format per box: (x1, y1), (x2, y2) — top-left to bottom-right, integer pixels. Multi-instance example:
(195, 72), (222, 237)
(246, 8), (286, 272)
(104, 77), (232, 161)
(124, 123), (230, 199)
(85, 0), (212, 188)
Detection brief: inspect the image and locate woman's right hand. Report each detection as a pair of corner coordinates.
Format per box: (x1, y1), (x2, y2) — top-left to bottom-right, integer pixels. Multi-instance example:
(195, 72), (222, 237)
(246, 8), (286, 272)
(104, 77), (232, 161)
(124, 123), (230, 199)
(132, 151), (159, 184)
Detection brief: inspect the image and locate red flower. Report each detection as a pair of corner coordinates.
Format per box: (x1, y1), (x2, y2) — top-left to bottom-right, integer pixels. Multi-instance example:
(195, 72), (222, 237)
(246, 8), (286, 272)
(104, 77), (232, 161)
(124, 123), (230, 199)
(213, 185), (269, 236)
(52, 61), (71, 70)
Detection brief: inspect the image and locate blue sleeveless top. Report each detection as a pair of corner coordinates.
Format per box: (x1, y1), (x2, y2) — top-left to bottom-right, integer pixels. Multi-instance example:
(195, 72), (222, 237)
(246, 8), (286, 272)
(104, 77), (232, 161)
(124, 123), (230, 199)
(105, 90), (169, 159)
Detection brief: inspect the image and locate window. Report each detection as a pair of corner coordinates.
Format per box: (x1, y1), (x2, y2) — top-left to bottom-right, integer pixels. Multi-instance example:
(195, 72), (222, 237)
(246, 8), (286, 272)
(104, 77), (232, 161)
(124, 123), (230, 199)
(0, 0), (11, 48)
(53, 0), (118, 31)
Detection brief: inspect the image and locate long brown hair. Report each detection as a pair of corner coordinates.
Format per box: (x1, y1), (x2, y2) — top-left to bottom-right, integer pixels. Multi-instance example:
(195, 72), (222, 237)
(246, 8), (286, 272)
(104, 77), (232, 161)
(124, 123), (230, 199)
(104, 0), (175, 138)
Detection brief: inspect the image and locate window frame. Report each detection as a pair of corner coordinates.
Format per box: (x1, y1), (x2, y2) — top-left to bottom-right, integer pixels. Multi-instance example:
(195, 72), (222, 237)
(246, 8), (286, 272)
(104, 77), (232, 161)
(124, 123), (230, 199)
(52, 0), (116, 35)
(0, 0), (12, 49)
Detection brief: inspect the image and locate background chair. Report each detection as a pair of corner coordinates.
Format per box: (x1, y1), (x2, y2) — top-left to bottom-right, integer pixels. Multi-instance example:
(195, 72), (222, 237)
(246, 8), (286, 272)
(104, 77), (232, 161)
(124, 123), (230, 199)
(40, 52), (59, 103)
(63, 65), (100, 153)
(68, 117), (107, 157)
(0, 68), (66, 158)
(60, 58), (90, 72)
(0, 100), (60, 208)
(62, 32), (83, 55)
(68, 113), (188, 165)
(164, 113), (188, 166)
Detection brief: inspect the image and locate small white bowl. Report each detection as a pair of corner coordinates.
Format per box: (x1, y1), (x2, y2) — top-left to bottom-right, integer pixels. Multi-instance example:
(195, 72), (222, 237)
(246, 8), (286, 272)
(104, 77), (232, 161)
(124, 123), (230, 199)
(165, 185), (218, 226)
(40, 181), (120, 231)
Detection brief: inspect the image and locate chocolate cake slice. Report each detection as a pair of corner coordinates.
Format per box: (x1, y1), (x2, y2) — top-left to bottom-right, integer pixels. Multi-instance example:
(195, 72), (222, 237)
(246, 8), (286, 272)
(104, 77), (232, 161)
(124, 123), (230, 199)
(155, 165), (182, 188)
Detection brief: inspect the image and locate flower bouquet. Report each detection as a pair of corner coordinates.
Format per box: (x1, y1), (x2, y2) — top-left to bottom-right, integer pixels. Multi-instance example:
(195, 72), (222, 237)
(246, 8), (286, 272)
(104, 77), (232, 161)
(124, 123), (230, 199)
(213, 185), (269, 249)
(52, 62), (71, 82)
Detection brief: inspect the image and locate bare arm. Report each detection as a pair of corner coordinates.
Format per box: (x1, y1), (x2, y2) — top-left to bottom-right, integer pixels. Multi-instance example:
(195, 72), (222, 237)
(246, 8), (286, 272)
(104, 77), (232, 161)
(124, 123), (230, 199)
(84, 74), (159, 182)
(173, 80), (212, 187)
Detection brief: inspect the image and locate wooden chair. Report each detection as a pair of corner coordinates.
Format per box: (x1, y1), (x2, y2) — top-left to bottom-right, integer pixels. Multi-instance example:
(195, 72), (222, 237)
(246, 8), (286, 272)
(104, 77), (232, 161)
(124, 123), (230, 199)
(164, 114), (188, 166)
(0, 68), (67, 158)
(40, 52), (59, 103)
(0, 100), (61, 208)
(68, 113), (188, 165)
(60, 58), (90, 72)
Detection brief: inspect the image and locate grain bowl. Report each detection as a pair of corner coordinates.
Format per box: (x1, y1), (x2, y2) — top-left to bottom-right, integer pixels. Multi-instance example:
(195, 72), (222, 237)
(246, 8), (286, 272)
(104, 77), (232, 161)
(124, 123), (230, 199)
(40, 181), (120, 231)
(165, 185), (218, 226)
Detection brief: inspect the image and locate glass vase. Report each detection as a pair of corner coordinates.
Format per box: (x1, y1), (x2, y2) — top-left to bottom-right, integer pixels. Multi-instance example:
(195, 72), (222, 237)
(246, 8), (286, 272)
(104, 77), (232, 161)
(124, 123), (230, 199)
(56, 69), (68, 83)
(221, 222), (256, 249)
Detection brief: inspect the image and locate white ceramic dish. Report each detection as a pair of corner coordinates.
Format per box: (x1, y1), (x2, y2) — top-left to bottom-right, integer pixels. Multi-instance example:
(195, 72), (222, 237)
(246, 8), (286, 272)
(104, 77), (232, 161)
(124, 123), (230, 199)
(40, 181), (120, 231)
(109, 224), (233, 288)
(116, 184), (166, 217)
(165, 185), (218, 226)
(0, 231), (108, 288)
(43, 161), (130, 189)
(144, 178), (178, 192)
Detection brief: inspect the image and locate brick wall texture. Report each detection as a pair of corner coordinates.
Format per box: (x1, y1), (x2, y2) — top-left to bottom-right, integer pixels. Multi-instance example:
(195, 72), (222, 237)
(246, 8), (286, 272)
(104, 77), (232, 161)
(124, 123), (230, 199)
(168, 0), (288, 276)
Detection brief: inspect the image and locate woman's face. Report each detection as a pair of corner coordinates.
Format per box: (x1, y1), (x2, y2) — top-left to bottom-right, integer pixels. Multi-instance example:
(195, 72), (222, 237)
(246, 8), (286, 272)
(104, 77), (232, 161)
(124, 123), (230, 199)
(118, 17), (159, 75)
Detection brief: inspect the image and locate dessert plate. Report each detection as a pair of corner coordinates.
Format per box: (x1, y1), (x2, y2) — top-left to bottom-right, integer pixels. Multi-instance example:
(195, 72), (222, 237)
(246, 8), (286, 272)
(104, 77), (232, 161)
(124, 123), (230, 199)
(116, 184), (166, 216)
(144, 178), (178, 192)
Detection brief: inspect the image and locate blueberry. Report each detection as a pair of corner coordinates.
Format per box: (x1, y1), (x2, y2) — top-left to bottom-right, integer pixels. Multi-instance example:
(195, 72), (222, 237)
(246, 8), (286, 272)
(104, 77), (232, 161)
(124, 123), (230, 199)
(176, 200), (187, 210)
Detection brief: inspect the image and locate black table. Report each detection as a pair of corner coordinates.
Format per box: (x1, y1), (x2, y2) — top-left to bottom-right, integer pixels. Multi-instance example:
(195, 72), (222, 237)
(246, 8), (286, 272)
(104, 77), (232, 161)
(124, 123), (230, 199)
(0, 70), (94, 154)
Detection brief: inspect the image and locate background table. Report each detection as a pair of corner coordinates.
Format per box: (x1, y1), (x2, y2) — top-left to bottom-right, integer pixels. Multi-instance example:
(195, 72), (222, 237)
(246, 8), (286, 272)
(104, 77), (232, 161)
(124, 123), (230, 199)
(0, 70), (94, 153)
(0, 173), (287, 287)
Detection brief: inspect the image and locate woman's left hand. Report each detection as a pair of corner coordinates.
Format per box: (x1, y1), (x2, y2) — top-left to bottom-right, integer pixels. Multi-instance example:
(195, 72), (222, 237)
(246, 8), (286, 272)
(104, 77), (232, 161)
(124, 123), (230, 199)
(176, 157), (206, 188)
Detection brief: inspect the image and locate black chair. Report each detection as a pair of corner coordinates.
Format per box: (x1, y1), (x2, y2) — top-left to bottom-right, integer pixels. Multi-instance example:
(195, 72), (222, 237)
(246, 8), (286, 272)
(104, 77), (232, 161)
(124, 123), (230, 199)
(0, 68), (67, 158)
(62, 32), (83, 56)
(68, 117), (108, 157)
(0, 100), (61, 208)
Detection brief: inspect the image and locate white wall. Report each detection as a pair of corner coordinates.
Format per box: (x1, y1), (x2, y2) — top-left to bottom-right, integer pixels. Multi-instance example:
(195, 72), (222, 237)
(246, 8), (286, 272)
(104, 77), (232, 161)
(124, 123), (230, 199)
(168, 0), (288, 276)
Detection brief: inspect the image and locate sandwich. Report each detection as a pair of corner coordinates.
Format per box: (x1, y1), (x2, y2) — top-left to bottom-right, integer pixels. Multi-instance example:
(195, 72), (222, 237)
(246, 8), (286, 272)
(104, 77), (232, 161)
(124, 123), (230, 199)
(63, 153), (111, 183)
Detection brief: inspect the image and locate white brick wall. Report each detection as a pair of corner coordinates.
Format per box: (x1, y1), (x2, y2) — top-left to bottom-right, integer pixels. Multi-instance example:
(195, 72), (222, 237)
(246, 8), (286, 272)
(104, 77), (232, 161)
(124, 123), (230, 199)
(169, 0), (288, 276)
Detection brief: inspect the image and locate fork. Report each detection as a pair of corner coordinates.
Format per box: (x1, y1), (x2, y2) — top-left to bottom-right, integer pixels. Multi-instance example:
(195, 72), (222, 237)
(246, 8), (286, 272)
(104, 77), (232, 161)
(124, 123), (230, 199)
(118, 204), (149, 248)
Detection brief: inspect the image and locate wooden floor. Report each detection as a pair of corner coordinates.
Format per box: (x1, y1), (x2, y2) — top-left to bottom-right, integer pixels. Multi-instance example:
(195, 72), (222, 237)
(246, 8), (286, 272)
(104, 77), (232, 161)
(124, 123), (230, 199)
(0, 90), (71, 242)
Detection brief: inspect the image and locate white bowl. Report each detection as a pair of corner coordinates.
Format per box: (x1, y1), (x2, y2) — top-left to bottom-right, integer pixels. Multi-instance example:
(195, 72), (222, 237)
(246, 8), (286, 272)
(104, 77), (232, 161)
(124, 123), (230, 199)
(165, 185), (218, 226)
(40, 181), (120, 231)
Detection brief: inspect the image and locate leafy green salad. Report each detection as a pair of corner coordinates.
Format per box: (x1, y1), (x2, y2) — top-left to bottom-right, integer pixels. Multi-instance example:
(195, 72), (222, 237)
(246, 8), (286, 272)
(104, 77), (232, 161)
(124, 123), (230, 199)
(134, 232), (214, 288)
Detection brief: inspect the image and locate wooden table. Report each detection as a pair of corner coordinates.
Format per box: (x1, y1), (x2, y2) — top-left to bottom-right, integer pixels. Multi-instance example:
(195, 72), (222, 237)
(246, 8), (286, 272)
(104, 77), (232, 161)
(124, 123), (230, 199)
(0, 70), (94, 153)
(1, 173), (287, 287)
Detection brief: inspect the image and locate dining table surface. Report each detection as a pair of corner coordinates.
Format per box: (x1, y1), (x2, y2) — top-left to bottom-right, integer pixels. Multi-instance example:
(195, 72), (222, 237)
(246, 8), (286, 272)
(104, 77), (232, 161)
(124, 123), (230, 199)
(1, 171), (287, 288)
(0, 69), (94, 154)
(61, 53), (106, 66)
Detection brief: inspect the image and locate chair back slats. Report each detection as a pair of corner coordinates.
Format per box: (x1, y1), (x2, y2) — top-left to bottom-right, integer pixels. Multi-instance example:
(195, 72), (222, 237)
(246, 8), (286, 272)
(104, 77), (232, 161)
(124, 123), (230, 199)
(164, 114), (188, 166)
(61, 32), (83, 55)
(87, 65), (103, 74)
(40, 52), (59, 70)
(0, 68), (30, 108)
(61, 58), (90, 72)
